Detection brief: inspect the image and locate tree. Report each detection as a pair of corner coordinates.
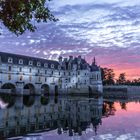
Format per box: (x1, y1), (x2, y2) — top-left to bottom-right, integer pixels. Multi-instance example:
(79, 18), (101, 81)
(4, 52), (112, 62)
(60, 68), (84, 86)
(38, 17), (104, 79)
(101, 68), (115, 85)
(120, 102), (127, 110)
(131, 78), (140, 86)
(117, 73), (126, 85)
(0, 0), (57, 35)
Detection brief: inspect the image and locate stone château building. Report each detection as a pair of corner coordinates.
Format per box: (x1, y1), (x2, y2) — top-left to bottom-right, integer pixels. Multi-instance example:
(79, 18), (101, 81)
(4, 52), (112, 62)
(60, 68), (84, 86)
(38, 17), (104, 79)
(0, 52), (103, 95)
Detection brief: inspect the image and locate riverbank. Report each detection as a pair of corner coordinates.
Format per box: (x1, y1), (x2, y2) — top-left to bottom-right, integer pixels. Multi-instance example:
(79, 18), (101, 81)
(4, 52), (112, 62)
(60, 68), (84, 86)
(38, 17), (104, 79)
(103, 85), (140, 98)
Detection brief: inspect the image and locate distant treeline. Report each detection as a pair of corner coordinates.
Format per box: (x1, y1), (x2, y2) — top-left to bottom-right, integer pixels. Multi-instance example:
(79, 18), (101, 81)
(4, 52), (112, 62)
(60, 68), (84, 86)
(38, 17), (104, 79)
(101, 68), (140, 86)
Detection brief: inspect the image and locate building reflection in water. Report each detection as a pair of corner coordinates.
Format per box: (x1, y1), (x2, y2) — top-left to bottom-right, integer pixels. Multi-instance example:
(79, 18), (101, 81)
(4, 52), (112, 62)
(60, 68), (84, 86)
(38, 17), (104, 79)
(0, 95), (123, 139)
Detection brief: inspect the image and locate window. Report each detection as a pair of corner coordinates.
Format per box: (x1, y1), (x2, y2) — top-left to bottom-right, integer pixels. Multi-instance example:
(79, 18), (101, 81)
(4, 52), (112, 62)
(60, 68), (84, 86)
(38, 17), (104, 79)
(51, 64), (54, 68)
(8, 57), (13, 63)
(19, 59), (23, 64)
(29, 68), (32, 73)
(19, 67), (22, 72)
(78, 71), (80, 75)
(45, 70), (47, 74)
(37, 62), (41, 67)
(59, 71), (60, 75)
(52, 71), (53, 75)
(64, 72), (65, 75)
(44, 63), (48, 68)
(45, 77), (47, 82)
(8, 74), (11, 80)
(69, 72), (71, 76)
(58, 65), (61, 70)
(38, 69), (40, 74)
(29, 76), (32, 82)
(29, 61), (33, 66)
(8, 66), (11, 71)
(39, 77), (41, 82)
(20, 76), (23, 81)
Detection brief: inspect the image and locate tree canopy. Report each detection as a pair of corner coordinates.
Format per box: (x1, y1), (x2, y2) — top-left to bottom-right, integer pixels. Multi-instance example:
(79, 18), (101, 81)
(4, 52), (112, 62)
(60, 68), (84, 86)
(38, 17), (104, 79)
(101, 68), (115, 85)
(0, 0), (57, 35)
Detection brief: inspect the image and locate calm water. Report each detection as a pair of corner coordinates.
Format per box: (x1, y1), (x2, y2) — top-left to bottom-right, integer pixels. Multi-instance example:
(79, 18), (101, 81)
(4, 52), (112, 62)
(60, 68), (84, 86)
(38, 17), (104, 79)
(1, 95), (140, 140)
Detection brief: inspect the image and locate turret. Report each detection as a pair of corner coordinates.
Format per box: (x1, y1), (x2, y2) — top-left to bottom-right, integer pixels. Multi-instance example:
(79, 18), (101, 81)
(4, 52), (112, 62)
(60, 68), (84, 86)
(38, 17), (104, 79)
(92, 57), (96, 66)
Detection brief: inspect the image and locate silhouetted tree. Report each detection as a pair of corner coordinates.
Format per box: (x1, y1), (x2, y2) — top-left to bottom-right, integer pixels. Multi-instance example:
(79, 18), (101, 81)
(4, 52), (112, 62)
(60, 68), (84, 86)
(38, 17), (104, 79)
(131, 78), (140, 86)
(101, 68), (115, 85)
(0, 0), (57, 35)
(116, 73), (126, 85)
(120, 102), (127, 110)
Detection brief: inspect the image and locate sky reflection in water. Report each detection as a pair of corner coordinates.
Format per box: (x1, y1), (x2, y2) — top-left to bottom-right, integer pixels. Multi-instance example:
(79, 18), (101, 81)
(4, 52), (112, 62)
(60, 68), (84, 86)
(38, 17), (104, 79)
(1, 96), (140, 140)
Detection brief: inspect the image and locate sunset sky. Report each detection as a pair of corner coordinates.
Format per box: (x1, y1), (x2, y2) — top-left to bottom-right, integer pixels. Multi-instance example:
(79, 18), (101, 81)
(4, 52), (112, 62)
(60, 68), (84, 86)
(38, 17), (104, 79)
(0, 0), (140, 79)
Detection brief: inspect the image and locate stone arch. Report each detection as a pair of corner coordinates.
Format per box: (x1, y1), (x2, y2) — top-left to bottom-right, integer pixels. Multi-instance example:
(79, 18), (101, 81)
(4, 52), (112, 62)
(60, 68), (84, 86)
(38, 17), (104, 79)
(55, 85), (59, 96)
(1, 83), (16, 93)
(24, 83), (35, 95)
(41, 84), (49, 96)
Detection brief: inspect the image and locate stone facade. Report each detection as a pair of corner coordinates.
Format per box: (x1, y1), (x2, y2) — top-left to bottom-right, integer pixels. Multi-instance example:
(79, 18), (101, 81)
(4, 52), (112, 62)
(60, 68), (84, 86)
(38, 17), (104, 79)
(0, 52), (103, 95)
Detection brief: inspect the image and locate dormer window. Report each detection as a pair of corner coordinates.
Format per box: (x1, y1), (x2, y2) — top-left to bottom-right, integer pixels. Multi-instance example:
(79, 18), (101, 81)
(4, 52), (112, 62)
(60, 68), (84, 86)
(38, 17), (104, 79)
(37, 62), (41, 67)
(29, 61), (33, 66)
(51, 64), (54, 69)
(19, 59), (23, 64)
(8, 57), (13, 63)
(44, 63), (48, 68)
(58, 65), (61, 70)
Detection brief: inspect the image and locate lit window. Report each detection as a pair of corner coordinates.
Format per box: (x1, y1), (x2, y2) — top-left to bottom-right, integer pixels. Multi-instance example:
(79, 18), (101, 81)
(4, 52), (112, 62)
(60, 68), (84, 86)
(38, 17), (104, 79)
(29, 61), (33, 66)
(8, 57), (13, 63)
(37, 62), (41, 67)
(19, 59), (23, 64)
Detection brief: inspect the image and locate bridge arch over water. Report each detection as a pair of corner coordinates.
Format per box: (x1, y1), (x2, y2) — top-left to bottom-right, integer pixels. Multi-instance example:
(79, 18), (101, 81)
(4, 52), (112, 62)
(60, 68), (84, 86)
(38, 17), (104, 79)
(1, 83), (16, 93)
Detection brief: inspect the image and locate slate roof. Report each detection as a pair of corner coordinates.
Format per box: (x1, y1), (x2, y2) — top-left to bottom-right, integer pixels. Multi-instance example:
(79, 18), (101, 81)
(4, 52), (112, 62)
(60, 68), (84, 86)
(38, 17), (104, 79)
(0, 51), (60, 69)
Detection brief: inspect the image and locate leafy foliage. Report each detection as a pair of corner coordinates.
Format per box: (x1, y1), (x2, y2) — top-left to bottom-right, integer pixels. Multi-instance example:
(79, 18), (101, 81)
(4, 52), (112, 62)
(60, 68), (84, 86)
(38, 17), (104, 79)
(0, 0), (57, 35)
(101, 68), (115, 85)
(116, 73), (126, 85)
